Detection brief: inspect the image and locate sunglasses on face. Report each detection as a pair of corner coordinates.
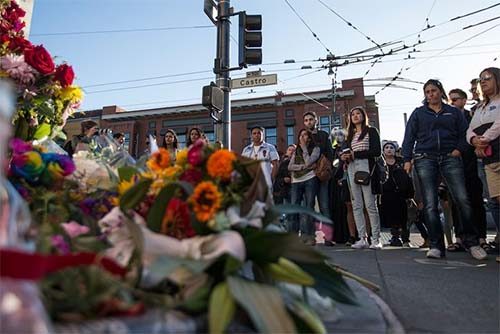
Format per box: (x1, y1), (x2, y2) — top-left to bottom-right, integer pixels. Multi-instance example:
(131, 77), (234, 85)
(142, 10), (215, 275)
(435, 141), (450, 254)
(479, 75), (493, 82)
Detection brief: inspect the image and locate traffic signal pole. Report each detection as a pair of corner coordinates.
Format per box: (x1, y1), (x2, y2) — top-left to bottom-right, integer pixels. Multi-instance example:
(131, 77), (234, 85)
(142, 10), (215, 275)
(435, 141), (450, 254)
(215, 0), (231, 149)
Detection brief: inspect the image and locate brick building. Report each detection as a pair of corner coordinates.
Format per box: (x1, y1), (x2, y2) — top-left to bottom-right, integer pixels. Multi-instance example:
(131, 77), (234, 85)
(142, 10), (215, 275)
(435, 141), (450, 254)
(65, 77), (379, 157)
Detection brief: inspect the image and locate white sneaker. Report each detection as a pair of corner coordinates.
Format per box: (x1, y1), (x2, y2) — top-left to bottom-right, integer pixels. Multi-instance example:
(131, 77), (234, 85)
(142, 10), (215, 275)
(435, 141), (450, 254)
(426, 248), (443, 259)
(469, 245), (487, 260)
(369, 240), (383, 250)
(402, 242), (410, 248)
(351, 239), (369, 249)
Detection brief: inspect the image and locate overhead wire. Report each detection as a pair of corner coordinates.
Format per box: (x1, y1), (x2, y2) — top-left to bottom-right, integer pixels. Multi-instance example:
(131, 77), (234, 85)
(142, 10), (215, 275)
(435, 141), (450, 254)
(30, 25), (214, 36)
(315, 0), (383, 53)
(282, 0), (334, 56)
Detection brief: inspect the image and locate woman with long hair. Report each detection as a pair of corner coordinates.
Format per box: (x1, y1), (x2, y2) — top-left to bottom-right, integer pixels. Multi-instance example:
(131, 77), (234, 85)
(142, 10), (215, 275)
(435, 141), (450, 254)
(402, 79), (486, 260)
(467, 67), (500, 262)
(162, 129), (178, 161)
(341, 106), (382, 249)
(288, 129), (320, 245)
(186, 127), (203, 147)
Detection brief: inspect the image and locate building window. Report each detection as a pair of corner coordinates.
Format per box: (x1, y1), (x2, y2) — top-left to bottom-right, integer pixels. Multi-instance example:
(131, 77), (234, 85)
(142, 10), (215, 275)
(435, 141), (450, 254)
(149, 121), (156, 129)
(265, 127), (277, 146)
(287, 126), (295, 146)
(177, 134), (186, 149)
(162, 120), (169, 128)
(319, 115), (331, 133)
(285, 109), (294, 118)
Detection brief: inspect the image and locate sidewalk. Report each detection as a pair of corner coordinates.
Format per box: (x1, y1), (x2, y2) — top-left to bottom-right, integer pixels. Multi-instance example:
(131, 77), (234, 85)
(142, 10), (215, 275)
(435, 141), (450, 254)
(320, 231), (500, 333)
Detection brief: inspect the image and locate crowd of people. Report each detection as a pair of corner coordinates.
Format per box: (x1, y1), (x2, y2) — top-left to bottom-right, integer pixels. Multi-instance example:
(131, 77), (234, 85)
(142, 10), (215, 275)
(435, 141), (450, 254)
(264, 66), (499, 262)
(65, 67), (499, 262)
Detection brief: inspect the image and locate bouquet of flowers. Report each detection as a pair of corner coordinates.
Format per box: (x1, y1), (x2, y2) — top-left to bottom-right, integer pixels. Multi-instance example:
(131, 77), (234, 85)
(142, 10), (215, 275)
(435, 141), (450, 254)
(90, 140), (358, 333)
(0, 0), (83, 142)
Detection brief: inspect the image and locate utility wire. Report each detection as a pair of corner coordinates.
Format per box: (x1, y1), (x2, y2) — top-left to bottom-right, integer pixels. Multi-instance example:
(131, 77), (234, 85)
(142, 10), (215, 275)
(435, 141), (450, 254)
(450, 2), (500, 21)
(282, 0), (334, 56)
(85, 76), (213, 94)
(31, 25), (214, 36)
(315, 0), (383, 52)
(463, 15), (500, 29)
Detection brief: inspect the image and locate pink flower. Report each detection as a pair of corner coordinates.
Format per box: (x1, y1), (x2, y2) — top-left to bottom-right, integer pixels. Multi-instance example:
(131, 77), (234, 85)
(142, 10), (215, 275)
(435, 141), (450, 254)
(187, 139), (205, 166)
(9, 138), (33, 154)
(61, 221), (90, 238)
(51, 235), (70, 254)
(0, 54), (35, 84)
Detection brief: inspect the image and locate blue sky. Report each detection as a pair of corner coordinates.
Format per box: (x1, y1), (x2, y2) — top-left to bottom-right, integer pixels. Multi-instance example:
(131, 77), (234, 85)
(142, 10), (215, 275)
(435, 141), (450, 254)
(29, 0), (499, 143)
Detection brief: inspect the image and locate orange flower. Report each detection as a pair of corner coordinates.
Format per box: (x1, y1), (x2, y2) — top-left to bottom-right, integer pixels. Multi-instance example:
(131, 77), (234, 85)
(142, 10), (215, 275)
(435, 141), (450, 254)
(206, 149), (236, 181)
(147, 148), (170, 171)
(189, 181), (222, 222)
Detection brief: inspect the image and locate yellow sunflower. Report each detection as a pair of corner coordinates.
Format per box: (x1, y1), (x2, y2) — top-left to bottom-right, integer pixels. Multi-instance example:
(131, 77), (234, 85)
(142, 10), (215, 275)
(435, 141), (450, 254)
(189, 181), (222, 222)
(147, 148), (171, 172)
(206, 149), (236, 181)
(175, 148), (188, 166)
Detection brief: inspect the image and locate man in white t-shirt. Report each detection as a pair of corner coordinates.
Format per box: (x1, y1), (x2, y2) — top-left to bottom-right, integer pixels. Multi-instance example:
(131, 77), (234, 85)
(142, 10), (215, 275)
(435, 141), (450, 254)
(241, 126), (279, 188)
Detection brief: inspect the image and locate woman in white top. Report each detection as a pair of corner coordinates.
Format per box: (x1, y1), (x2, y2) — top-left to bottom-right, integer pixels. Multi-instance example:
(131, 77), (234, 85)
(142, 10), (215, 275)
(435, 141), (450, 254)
(467, 67), (500, 203)
(288, 129), (320, 245)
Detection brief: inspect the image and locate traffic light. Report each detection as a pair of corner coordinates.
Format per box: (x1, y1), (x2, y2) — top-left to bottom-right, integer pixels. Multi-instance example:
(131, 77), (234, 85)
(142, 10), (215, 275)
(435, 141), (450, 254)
(239, 12), (262, 67)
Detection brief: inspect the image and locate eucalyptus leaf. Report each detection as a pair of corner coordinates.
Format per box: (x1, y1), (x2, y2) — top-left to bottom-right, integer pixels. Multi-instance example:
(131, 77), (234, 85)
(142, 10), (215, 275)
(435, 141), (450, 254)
(227, 276), (296, 333)
(299, 262), (358, 305)
(119, 178), (152, 211)
(242, 229), (326, 265)
(209, 282), (236, 334)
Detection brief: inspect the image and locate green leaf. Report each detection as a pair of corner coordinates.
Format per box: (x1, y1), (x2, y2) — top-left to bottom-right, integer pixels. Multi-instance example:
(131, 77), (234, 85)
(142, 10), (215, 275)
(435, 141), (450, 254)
(179, 281), (212, 313)
(72, 236), (108, 253)
(118, 166), (139, 182)
(209, 282), (236, 334)
(227, 276), (296, 333)
(146, 181), (193, 232)
(33, 122), (51, 140)
(299, 262), (358, 305)
(288, 300), (326, 334)
(242, 229), (326, 265)
(272, 204), (332, 224)
(119, 178), (152, 211)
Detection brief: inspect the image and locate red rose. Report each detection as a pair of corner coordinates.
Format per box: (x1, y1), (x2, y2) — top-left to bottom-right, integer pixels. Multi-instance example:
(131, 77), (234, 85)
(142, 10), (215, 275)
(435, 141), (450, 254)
(2, 2), (26, 23)
(161, 198), (195, 239)
(24, 45), (55, 75)
(54, 64), (75, 87)
(8, 36), (32, 52)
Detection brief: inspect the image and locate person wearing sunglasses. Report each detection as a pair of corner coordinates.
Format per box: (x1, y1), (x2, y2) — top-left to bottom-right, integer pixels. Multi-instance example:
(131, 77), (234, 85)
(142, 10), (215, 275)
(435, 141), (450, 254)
(467, 67), (500, 261)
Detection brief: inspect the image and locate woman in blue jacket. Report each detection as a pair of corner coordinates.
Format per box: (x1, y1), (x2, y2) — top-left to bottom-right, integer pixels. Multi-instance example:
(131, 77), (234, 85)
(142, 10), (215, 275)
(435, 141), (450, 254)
(401, 79), (486, 260)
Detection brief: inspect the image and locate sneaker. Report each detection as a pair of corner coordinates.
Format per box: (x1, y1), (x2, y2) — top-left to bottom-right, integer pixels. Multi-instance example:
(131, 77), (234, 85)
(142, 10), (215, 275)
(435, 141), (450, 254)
(345, 236), (356, 246)
(402, 241), (411, 248)
(389, 237), (403, 247)
(469, 245), (487, 260)
(369, 240), (383, 250)
(426, 248), (443, 259)
(496, 256), (500, 263)
(351, 238), (369, 249)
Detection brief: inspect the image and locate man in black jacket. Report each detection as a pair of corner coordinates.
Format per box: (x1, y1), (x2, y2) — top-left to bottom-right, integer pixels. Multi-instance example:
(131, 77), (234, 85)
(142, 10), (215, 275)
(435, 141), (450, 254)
(303, 111), (334, 223)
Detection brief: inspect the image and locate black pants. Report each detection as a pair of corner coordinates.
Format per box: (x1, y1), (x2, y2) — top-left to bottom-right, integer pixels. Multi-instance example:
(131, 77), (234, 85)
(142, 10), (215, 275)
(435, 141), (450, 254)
(381, 192), (408, 241)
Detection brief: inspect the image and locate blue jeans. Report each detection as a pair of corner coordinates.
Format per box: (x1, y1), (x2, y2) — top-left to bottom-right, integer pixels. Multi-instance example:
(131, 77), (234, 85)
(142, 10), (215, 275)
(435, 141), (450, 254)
(415, 154), (479, 251)
(289, 177), (319, 236)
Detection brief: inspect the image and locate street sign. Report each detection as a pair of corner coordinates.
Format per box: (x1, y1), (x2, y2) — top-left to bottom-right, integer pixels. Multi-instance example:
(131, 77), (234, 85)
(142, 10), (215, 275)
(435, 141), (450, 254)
(204, 0), (218, 25)
(231, 74), (277, 89)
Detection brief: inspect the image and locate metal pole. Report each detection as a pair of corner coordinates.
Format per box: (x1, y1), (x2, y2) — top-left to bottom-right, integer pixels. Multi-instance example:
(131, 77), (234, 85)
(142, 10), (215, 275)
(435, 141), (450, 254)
(216, 0), (231, 149)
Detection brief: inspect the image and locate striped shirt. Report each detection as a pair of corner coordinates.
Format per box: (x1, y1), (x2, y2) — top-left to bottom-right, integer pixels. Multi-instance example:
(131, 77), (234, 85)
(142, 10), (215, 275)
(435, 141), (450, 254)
(351, 131), (370, 152)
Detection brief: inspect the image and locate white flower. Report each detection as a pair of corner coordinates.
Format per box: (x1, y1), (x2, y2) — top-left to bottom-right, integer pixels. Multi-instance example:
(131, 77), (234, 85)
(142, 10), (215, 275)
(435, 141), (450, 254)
(0, 54), (35, 85)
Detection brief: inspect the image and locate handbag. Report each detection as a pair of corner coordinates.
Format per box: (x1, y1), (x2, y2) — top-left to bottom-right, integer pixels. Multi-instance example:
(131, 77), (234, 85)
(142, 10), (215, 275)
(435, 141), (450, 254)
(354, 171), (371, 185)
(314, 154), (333, 182)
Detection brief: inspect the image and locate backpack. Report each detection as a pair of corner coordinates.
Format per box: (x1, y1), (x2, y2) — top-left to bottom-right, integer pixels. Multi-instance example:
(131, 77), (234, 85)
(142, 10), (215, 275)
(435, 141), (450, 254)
(314, 154), (333, 182)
